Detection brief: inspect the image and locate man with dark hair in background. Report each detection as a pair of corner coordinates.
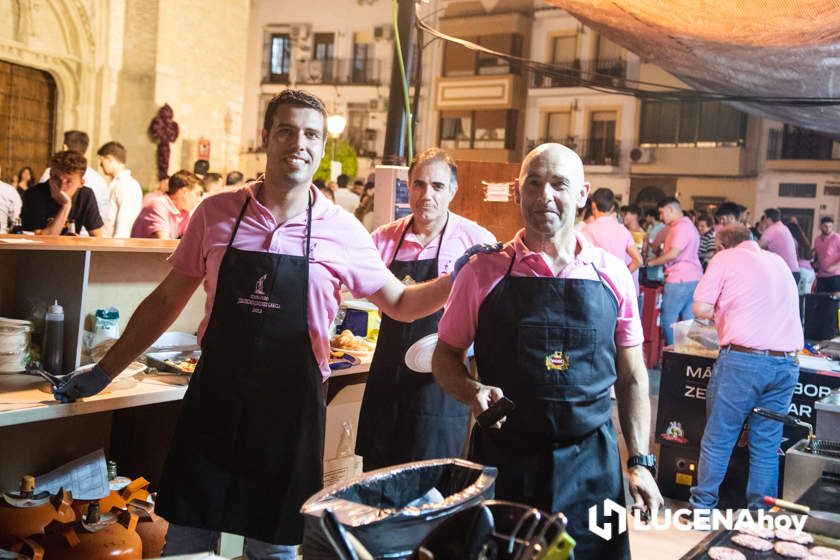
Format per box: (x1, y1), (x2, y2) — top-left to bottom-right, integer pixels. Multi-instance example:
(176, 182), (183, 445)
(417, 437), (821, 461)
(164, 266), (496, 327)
(647, 197), (703, 344)
(759, 207), (800, 283)
(23, 150), (103, 236)
(333, 172), (360, 213)
(814, 216), (840, 294)
(202, 172), (224, 195)
(39, 130), (109, 219)
(583, 188), (643, 278)
(97, 141), (142, 238)
(131, 170), (205, 239)
(225, 170), (245, 189)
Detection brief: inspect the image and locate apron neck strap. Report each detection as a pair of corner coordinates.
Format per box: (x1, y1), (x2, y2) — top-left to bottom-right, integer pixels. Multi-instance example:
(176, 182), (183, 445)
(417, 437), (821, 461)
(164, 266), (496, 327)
(226, 189), (314, 253)
(390, 213), (450, 267)
(227, 196), (251, 249)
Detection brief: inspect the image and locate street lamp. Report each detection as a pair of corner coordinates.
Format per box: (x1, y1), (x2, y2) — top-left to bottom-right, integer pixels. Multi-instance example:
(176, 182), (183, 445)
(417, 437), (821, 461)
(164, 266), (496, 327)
(326, 114), (347, 181)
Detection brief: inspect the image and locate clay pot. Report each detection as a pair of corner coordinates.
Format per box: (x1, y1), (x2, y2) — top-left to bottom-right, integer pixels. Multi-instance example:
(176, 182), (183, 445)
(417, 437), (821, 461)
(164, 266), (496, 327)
(38, 508), (141, 560)
(0, 483), (75, 548)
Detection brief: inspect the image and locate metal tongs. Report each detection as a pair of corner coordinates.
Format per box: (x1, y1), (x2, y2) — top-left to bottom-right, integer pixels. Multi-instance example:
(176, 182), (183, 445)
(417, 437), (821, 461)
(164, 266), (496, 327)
(24, 364), (65, 388)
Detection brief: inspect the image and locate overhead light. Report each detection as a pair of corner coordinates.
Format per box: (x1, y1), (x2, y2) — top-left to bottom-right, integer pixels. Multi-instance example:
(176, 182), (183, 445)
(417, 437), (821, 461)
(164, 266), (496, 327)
(327, 114), (347, 136)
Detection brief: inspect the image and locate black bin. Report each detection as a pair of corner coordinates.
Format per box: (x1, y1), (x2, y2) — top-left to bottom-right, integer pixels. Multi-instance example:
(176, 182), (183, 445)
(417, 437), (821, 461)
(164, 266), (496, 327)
(802, 293), (840, 340)
(300, 458), (497, 559)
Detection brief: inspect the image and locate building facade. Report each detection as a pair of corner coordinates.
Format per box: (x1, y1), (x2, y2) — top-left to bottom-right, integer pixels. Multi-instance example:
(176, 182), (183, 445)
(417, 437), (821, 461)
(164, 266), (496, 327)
(239, 0), (396, 180)
(0, 0), (250, 190)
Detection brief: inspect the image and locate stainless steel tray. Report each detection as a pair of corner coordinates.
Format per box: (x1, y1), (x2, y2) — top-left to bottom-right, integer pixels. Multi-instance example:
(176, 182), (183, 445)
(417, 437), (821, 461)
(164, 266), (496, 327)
(144, 350), (201, 374)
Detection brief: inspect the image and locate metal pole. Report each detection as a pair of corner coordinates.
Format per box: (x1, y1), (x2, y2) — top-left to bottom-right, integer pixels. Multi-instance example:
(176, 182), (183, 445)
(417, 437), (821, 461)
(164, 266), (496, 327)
(381, 0), (416, 166)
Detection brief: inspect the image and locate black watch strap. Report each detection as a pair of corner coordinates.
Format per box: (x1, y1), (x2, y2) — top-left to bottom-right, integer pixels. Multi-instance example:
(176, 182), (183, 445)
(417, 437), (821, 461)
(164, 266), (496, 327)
(627, 454), (657, 476)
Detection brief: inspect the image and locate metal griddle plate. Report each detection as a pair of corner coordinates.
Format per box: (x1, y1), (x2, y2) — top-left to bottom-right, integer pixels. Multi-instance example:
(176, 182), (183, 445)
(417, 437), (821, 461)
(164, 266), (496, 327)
(679, 528), (840, 559)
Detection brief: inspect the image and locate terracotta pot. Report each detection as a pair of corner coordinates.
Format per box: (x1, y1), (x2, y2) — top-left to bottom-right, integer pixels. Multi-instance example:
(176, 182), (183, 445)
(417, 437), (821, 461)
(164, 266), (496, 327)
(0, 480), (75, 548)
(38, 508), (141, 560)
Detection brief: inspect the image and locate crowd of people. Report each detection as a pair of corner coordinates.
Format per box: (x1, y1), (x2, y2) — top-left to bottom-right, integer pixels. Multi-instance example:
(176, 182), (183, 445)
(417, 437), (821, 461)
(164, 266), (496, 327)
(0, 130), (257, 239)
(12, 86), (823, 559)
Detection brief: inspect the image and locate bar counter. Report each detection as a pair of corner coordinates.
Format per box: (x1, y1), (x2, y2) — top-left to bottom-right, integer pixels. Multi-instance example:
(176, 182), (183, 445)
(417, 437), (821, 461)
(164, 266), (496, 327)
(0, 235), (370, 492)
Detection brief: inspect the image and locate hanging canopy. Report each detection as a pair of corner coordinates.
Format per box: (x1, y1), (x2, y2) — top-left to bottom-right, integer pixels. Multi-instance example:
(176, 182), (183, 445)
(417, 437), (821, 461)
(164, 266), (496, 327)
(548, 0), (840, 135)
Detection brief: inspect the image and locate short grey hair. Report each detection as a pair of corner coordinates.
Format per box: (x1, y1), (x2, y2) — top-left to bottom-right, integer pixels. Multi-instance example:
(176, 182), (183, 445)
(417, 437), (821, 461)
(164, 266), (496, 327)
(718, 224), (751, 249)
(409, 147), (458, 190)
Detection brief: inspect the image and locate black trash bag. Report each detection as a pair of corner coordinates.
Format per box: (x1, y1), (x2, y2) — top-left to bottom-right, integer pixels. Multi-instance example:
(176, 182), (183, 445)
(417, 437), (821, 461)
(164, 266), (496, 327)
(416, 500), (572, 560)
(301, 458), (497, 559)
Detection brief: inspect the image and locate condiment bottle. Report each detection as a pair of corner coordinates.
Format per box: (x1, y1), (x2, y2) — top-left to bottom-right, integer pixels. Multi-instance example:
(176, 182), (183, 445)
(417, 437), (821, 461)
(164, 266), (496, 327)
(43, 300), (64, 375)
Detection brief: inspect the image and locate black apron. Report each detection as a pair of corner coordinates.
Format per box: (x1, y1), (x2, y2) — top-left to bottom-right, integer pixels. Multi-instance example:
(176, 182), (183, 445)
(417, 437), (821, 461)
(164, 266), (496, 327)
(156, 196), (325, 545)
(355, 216), (470, 471)
(470, 253), (630, 560)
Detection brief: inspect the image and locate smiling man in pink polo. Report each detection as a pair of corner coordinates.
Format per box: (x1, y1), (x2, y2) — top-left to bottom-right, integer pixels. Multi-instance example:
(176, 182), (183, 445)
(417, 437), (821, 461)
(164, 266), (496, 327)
(356, 147), (495, 471)
(690, 224), (801, 512)
(432, 143), (662, 559)
(647, 196), (703, 345)
(52, 89), (458, 560)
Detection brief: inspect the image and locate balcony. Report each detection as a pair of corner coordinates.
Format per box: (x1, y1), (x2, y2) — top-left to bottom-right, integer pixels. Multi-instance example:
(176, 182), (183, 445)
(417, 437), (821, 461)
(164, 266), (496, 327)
(530, 59), (627, 88)
(765, 127), (840, 171)
(291, 58), (384, 86)
(525, 137), (622, 167)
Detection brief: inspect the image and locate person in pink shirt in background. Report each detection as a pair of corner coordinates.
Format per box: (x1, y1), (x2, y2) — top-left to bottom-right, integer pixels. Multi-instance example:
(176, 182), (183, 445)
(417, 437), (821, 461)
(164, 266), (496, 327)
(583, 188), (643, 286)
(356, 147), (495, 471)
(647, 197), (703, 345)
(52, 89), (460, 559)
(814, 216), (840, 294)
(759, 207), (800, 283)
(690, 224), (802, 512)
(131, 169), (204, 239)
(432, 143), (662, 559)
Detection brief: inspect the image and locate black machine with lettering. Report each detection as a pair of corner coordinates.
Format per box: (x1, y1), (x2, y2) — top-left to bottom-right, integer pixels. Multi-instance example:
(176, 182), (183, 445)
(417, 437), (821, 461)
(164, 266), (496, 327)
(655, 350), (840, 507)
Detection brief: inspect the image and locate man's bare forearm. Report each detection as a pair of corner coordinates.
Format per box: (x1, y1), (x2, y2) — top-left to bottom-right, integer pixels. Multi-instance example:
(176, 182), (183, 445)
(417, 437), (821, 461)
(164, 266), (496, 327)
(372, 274), (453, 323)
(38, 206), (70, 236)
(432, 341), (480, 405)
(614, 345), (651, 457)
(100, 272), (201, 377)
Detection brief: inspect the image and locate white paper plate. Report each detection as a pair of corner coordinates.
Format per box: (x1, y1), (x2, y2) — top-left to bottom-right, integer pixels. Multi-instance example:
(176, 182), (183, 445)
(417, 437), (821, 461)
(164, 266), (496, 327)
(404, 333), (438, 373)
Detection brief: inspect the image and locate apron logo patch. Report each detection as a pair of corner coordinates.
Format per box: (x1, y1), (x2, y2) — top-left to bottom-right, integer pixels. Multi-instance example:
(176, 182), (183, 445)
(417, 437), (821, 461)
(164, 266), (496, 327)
(254, 273), (267, 295)
(237, 273), (281, 314)
(545, 351), (570, 371)
(401, 274), (417, 286)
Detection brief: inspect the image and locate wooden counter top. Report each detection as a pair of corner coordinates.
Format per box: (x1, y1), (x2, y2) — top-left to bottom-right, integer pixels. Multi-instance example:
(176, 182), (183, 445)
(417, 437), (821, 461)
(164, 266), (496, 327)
(0, 355), (370, 427)
(0, 234), (178, 253)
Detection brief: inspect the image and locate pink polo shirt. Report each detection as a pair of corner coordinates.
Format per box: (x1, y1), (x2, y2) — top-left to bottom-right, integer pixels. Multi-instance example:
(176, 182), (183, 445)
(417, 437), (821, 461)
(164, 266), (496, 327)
(438, 230), (643, 350)
(168, 182), (392, 380)
(814, 231), (840, 278)
(131, 194), (189, 239)
(694, 240), (802, 351)
(663, 216), (703, 283)
(372, 212), (496, 277)
(582, 216), (633, 265)
(759, 221), (799, 272)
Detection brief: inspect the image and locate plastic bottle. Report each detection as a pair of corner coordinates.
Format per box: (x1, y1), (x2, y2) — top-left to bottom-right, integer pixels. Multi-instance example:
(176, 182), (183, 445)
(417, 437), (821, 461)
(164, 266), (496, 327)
(43, 300), (64, 375)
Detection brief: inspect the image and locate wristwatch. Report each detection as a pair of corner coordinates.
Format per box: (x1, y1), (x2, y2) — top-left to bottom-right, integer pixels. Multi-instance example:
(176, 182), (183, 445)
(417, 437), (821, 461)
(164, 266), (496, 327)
(627, 454), (657, 476)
